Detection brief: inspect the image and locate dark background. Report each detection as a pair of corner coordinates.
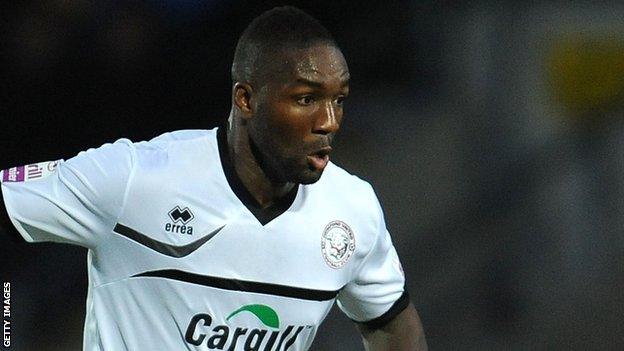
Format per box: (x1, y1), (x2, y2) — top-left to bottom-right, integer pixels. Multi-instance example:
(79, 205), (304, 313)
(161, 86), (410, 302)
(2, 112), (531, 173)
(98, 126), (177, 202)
(2, 0), (624, 350)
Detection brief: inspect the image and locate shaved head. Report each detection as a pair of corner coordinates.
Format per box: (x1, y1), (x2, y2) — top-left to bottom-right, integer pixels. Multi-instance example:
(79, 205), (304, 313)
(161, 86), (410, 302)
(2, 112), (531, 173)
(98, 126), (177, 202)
(228, 7), (349, 186)
(231, 6), (339, 86)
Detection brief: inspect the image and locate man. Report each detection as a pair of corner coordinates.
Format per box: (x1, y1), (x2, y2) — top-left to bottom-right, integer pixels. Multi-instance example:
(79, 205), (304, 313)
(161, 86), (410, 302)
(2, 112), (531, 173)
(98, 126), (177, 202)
(0, 6), (427, 351)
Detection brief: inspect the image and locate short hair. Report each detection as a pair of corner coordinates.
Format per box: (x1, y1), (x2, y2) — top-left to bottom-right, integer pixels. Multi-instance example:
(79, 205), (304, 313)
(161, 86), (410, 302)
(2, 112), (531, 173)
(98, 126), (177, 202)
(231, 6), (338, 84)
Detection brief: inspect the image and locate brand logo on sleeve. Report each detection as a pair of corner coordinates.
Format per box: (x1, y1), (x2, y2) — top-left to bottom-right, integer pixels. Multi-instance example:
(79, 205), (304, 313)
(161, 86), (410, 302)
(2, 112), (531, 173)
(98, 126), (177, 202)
(1, 161), (59, 183)
(165, 206), (194, 234)
(321, 220), (355, 269)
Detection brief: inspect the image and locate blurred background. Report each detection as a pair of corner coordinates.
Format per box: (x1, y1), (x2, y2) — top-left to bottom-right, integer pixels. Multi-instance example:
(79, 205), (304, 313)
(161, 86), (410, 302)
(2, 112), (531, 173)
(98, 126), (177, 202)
(2, 0), (624, 350)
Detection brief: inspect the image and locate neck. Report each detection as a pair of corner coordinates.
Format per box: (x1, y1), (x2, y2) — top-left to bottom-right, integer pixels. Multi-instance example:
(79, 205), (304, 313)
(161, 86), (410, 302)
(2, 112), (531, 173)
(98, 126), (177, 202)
(225, 113), (296, 208)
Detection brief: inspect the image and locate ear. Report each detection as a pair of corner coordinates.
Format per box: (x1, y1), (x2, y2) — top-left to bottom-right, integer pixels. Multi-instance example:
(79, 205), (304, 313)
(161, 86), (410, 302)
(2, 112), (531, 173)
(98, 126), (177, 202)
(233, 82), (254, 119)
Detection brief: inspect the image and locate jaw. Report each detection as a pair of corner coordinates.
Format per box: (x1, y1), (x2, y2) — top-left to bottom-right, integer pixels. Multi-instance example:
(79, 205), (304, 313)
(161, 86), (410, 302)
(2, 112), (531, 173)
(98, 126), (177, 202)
(245, 118), (330, 185)
(262, 150), (325, 185)
(297, 169), (324, 184)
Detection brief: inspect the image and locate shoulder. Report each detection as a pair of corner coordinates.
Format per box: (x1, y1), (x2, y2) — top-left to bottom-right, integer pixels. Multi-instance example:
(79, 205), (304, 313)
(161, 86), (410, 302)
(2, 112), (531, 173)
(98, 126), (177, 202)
(75, 129), (215, 159)
(307, 163), (389, 267)
(68, 129), (218, 180)
(317, 162), (377, 201)
(147, 129), (214, 145)
(310, 162), (381, 222)
(138, 129), (215, 152)
(126, 128), (217, 165)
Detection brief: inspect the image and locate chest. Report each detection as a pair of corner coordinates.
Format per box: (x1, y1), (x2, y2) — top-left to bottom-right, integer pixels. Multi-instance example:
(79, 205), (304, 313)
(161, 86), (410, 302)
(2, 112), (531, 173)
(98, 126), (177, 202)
(96, 180), (369, 292)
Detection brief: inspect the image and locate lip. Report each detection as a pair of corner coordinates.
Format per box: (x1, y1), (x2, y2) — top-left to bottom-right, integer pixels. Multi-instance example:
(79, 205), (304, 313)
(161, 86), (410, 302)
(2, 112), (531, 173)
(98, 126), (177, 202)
(307, 146), (332, 171)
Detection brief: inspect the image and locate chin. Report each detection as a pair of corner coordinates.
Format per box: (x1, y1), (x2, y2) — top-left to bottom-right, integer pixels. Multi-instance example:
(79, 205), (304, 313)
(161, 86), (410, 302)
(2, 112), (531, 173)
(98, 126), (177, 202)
(295, 169), (324, 185)
(278, 157), (325, 184)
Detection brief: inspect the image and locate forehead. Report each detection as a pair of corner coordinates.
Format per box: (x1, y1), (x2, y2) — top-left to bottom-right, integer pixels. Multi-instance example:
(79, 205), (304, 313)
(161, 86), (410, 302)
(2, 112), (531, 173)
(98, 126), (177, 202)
(267, 44), (349, 84)
(292, 45), (348, 75)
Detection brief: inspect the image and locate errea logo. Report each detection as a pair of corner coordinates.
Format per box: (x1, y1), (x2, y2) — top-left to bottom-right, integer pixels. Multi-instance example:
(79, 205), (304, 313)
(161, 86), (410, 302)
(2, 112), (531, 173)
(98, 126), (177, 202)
(169, 206), (194, 224)
(165, 206), (194, 235)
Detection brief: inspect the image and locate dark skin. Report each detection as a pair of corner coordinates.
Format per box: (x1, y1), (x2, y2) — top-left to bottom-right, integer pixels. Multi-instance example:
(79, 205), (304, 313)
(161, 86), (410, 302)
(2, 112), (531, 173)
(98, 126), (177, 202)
(228, 43), (428, 350)
(228, 44), (348, 207)
(357, 303), (428, 351)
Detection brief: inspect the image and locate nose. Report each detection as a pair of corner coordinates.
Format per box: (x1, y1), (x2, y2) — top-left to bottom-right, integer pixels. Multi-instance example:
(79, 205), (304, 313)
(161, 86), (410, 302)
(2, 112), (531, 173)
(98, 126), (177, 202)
(313, 101), (340, 135)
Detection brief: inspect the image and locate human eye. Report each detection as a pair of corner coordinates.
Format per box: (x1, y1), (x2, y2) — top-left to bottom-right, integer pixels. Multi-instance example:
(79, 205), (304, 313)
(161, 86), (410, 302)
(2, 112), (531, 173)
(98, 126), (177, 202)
(297, 95), (315, 106)
(335, 95), (346, 106)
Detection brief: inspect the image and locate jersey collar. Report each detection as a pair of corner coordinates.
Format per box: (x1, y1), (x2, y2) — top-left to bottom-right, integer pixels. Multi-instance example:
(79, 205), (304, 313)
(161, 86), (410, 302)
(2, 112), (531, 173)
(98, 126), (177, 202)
(216, 126), (299, 226)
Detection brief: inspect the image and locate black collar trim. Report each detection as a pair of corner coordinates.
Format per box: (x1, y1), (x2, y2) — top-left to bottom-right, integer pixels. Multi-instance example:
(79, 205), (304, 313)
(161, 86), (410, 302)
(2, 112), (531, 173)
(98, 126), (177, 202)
(216, 126), (298, 226)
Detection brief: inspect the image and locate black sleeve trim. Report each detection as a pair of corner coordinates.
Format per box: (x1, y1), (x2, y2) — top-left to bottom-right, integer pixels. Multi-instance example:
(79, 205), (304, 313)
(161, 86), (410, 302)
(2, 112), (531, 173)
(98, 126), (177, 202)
(0, 186), (25, 243)
(359, 289), (411, 330)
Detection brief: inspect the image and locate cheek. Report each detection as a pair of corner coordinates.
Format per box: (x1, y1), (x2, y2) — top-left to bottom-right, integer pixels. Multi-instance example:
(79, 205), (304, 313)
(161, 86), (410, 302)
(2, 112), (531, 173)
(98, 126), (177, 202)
(267, 103), (314, 137)
(335, 107), (344, 123)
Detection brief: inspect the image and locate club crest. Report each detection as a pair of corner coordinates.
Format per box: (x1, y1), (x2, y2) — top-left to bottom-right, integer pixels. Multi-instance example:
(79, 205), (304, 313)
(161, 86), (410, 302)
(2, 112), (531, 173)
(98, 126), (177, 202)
(321, 220), (355, 269)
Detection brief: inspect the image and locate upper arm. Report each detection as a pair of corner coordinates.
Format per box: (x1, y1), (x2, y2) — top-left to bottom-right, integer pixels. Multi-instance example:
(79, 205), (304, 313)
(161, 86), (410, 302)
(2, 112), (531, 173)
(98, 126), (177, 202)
(0, 139), (134, 248)
(357, 302), (428, 351)
(335, 185), (427, 350)
(336, 187), (406, 323)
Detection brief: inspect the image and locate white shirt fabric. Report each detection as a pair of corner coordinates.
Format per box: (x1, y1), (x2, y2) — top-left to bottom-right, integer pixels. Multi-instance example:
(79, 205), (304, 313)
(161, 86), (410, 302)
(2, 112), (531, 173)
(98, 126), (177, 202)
(1, 128), (407, 351)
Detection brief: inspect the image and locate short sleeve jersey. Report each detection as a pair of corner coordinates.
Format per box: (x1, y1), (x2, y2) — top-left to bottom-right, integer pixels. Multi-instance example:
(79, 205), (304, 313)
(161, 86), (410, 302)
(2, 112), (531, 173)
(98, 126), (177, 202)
(0, 128), (408, 351)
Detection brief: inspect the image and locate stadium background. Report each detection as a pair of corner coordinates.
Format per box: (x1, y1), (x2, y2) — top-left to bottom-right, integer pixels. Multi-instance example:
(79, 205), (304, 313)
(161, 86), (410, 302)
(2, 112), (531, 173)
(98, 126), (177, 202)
(2, 0), (624, 349)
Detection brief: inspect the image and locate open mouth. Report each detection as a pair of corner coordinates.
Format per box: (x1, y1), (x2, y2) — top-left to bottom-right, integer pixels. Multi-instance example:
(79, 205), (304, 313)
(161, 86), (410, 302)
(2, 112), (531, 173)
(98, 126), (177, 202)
(307, 147), (332, 171)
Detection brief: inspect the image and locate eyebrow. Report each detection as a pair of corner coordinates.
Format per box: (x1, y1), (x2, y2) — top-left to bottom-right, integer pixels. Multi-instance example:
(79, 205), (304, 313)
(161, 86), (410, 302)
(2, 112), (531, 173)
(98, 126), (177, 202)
(295, 77), (324, 88)
(294, 77), (350, 88)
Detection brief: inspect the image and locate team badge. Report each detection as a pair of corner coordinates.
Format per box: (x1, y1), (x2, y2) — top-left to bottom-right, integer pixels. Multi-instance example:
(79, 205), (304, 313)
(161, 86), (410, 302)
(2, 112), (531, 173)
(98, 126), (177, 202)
(321, 220), (355, 269)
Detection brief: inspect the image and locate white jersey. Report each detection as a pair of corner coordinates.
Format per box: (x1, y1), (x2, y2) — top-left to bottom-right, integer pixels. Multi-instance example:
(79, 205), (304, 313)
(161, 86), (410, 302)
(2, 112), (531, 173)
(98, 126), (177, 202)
(0, 128), (407, 351)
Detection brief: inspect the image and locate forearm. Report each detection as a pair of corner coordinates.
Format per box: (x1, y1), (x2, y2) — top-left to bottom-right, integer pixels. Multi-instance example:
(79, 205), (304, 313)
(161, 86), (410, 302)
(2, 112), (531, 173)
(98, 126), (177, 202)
(358, 303), (427, 351)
